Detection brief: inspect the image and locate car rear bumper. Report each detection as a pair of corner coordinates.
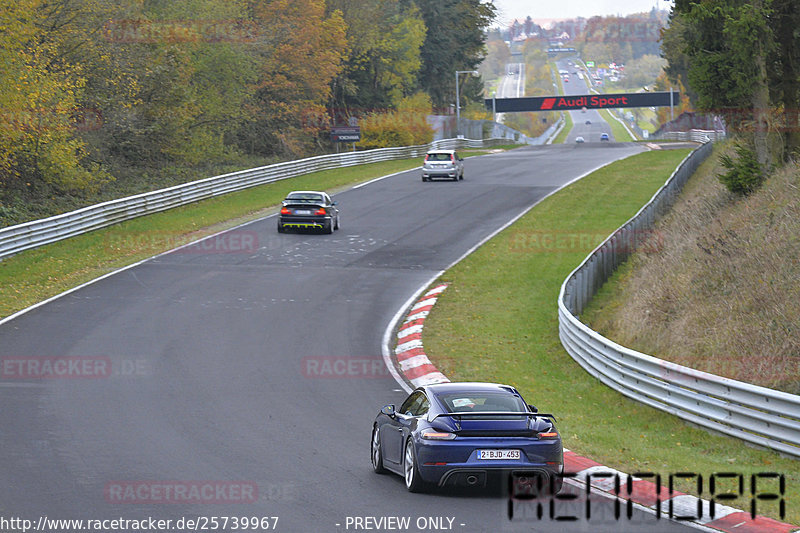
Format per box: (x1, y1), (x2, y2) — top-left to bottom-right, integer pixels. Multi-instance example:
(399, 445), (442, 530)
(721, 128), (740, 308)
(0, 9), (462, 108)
(278, 216), (331, 229)
(422, 165), (459, 179)
(414, 437), (563, 486)
(437, 467), (559, 489)
(422, 172), (458, 178)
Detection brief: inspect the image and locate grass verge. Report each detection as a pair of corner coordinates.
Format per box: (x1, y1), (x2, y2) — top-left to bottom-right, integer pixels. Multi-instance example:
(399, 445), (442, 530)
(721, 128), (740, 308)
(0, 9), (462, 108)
(0, 158), (427, 319)
(599, 109), (637, 142)
(552, 112), (573, 145)
(422, 148), (798, 525)
(583, 145), (800, 394)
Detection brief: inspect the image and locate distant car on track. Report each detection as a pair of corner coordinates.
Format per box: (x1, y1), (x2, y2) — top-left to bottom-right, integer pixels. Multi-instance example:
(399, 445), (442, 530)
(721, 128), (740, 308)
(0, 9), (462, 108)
(422, 150), (464, 182)
(371, 382), (563, 493)
(575, 136), (585, 143)
(277, 190), (339, 234)
(585, 120), (591, 125)
(600, 133), (610, 141)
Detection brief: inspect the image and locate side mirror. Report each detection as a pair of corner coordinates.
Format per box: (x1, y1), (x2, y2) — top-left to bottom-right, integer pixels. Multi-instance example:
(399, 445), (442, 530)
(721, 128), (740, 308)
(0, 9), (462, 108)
(527, 404), (538, 413)
(332, 201), (337, 206)
(381, 404), (396, 417)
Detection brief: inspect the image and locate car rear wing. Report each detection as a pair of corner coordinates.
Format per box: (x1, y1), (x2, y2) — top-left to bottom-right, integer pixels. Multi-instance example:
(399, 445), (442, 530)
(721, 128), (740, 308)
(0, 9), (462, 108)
(282, 201), (325, 207)
(432, 411), (556, 422)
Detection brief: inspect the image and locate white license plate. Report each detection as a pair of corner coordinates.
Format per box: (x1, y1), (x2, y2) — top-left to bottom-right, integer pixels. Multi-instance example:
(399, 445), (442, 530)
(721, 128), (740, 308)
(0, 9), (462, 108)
(477, 449), (520, 460)
(295, 209), (311, 215)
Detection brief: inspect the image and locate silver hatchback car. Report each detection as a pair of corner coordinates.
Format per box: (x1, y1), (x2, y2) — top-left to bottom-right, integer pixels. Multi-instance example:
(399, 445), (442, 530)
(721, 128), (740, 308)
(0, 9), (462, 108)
(422, 150), (464, 182)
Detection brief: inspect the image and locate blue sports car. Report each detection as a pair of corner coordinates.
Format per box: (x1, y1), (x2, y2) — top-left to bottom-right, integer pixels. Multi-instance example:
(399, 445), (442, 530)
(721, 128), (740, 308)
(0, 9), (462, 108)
(371, 382), (563, 493)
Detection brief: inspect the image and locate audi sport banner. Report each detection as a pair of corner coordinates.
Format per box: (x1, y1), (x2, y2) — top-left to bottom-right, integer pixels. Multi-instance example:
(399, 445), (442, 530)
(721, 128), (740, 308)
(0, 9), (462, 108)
(485, 91), (679, 113)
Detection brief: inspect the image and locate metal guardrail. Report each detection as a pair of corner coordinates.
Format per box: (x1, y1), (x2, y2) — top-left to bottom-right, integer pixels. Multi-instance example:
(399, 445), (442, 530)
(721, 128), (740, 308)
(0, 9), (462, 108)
(557, 142), (800, 458)
(0, 138), (511, 260)
(654, 129), (726, 143)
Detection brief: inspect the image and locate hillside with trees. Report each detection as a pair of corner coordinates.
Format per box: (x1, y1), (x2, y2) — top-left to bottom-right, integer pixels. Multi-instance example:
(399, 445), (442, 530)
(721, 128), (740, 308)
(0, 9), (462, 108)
(586, 0), (800, 394)
(0, 0), (494, 226)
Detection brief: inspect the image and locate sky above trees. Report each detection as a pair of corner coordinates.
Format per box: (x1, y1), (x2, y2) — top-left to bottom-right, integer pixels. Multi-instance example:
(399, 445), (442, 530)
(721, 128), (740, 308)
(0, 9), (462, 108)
(491, 0), (672, 25)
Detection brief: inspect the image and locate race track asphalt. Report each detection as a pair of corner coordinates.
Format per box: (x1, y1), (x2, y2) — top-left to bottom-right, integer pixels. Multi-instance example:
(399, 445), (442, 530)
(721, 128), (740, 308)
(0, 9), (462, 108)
(0, 143), (701, 532)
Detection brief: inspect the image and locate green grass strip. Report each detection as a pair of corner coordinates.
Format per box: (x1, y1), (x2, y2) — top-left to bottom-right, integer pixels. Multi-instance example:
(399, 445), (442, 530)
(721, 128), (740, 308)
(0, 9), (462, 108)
(552, 112), (573, 145)
(422, 149), (798, 524)
(0, 158), (426, 319)
(598, 108), (637, 142)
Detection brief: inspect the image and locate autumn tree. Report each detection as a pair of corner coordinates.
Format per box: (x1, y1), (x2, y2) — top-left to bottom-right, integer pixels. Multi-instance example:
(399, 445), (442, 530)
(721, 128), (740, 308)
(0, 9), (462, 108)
(326, 0), (425, 116)
(0, 0), (110, 195)
(241, 0), (346, 156)
(416, 0), (496, 109)
(663, 0), (779, 167)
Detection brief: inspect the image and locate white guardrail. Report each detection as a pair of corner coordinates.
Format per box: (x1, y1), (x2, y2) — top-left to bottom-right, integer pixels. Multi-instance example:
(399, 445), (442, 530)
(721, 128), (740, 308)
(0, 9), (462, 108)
(0, 138), (511, 260)
(558, 141), (800, 458)
(655, 129), (726, 143)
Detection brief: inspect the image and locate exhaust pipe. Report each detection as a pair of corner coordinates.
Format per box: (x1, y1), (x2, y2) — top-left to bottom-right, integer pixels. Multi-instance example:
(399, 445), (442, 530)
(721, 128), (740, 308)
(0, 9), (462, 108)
(466, 475), (478, 485)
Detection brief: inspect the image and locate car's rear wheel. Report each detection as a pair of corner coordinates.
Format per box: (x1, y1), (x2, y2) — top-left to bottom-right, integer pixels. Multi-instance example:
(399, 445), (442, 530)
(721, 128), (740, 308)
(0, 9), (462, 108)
(404, 439), (427, 492)
(334, 215), (340, 230)
(277, 222), (285, 233)
(371, 426), (388, 474)
(324, 219), (334, 234)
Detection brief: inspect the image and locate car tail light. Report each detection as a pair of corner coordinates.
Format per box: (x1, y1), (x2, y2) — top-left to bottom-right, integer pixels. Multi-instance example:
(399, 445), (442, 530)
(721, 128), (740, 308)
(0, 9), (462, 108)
(280, 207), (291, 214)
(450, 154), (455, 162)
(421, 431), (456, 440)
(538, 431), (558, 439)
(424, 154), (429, 161)
(314, 208), (326, 215)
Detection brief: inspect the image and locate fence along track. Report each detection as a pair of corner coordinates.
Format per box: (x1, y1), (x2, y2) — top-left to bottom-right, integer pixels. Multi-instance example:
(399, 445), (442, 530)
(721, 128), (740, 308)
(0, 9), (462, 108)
(0, 138), (506, 261)
(557, 141), (800, 458)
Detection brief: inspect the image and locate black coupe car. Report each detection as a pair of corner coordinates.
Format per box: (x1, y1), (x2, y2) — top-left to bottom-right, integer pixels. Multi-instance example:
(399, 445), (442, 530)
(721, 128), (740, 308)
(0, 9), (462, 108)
(277, 190), (339, 234)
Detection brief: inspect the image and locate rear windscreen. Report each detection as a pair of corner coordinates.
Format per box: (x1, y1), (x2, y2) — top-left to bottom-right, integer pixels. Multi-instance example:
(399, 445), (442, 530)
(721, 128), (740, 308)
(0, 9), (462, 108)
(286, 194), (323, 203)
(437, 392), (527, 413)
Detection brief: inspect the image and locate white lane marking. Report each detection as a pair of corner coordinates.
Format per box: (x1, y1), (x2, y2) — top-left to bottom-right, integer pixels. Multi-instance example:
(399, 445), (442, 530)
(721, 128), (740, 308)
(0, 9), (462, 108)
(382, 149), (646, 392)
(381, 271), (443, 393)
(352, 167), (421, 190)
(442, 149), (646, 272)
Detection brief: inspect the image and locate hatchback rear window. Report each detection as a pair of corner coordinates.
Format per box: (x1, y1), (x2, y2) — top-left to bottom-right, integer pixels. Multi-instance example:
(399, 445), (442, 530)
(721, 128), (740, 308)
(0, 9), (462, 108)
(426, 153), (452, 162)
